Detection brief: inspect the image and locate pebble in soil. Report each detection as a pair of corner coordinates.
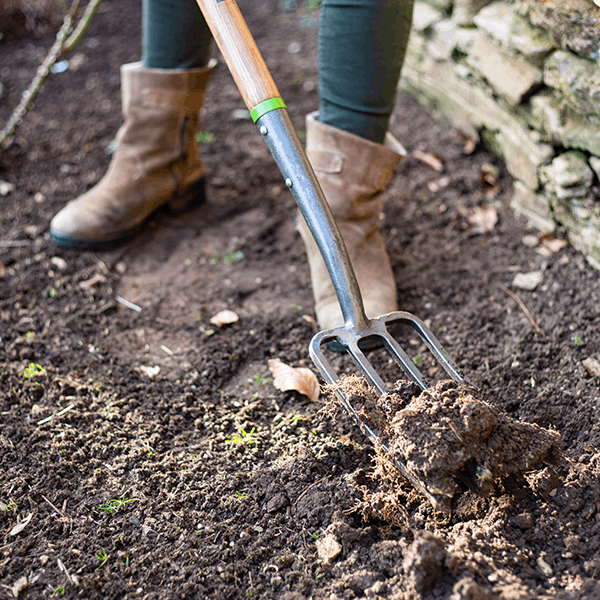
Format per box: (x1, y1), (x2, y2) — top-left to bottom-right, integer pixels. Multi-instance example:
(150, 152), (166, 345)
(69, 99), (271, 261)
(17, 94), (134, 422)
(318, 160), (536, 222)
(330, 376), (562, 513)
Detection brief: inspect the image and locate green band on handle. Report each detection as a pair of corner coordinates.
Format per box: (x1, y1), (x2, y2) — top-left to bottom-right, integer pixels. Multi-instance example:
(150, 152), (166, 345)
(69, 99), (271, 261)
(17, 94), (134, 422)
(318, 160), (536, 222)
(250, 97), (287, 122)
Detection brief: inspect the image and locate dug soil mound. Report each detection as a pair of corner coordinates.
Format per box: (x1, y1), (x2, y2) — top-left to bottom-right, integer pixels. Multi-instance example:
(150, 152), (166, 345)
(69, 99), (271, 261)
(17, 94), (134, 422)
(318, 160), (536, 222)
(2, 0), (600, 599)
(331, 376), (562, 513)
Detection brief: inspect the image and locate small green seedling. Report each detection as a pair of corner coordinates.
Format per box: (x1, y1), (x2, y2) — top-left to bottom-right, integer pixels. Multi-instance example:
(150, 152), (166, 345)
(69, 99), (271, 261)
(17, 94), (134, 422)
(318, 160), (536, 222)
(412, 355), (424, 368)
(1, 499), (17, 513)
(226, 427), (256, 445)
(289, 304), (303, 311)
(52, 586), (65, 596)
(254, 374), (272, 386)
(235, 490), (248, 499)
(223, 250), (244, 264)
(23, 363), (46, 379)
(195, 131), (215, 144)
(25, 331), (35, 340)
(48, 287), (58, 298)
(308, 532), (319, 540)
(572, 335), (584, 347)
(95, 547), (108, 570)
(97, 490), (137, 515)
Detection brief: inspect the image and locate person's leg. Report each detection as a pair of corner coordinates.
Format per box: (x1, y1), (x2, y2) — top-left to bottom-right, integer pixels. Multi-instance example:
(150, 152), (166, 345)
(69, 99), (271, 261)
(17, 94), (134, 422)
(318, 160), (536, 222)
(143, 0), (212, 69)
(51, 0), (215, 249)
(300, 0), (414, 329)
(318, 0), (413, 143)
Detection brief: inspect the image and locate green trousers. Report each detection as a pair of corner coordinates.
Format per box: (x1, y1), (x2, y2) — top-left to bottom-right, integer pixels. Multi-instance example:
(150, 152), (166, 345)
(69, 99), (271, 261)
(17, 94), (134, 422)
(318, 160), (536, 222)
(142, 0), (413, 144)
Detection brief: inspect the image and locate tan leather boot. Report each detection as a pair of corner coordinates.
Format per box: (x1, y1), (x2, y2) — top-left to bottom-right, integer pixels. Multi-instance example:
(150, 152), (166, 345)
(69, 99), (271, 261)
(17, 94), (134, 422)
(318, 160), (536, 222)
(298, 112), (406, 330)
(50, 60), (216, 249)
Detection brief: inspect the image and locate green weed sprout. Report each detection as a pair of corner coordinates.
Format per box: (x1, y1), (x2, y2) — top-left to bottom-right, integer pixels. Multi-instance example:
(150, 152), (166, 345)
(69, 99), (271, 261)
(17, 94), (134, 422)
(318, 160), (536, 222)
(95, 547), (108, 570)
(572, 334), (584, 347)
(226, 427), (256, 446)
(254, 374), (273, 386)
(23, 363), (46, 379)
(52, 586), (65, 596)
(1, 499), (17, 513)
(97, 490), (137, 515)
(195, 131), (215, 144)
(412, 355), (424, 367)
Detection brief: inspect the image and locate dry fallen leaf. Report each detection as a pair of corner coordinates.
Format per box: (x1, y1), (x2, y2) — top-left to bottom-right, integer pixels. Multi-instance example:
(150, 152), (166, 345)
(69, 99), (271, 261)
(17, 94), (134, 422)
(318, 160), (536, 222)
(459, 134), (477, 154)
(9, 512), (33, 536)
(480, 164), (501, 199)
(467, 205), (498, 234)
(539, 234), (568, 253)
(268, 358), (320, 402)
(412, 149), (444, 172)
(209, 309), (239, 327)
(11, 576), (28, 598)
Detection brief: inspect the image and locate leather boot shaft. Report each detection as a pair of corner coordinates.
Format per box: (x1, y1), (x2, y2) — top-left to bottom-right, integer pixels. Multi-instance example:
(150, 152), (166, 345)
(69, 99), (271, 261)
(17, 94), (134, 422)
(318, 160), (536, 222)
(299, 112), (406, 330)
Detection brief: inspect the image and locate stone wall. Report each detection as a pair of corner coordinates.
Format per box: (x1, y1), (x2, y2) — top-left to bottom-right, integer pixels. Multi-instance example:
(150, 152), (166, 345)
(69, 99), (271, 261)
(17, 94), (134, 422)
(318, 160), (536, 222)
(401, 0), (600, 269)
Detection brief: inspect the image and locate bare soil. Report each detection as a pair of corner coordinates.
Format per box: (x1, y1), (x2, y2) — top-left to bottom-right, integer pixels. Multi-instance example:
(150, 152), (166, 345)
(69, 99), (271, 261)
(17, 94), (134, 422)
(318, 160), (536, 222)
(2, 1), (600, 599)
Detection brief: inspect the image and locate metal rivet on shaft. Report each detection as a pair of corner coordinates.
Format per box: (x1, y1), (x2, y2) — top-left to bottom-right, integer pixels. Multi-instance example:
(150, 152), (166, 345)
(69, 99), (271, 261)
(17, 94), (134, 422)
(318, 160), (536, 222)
(259, 126), (268, 135)
(285, 178), (293, 188)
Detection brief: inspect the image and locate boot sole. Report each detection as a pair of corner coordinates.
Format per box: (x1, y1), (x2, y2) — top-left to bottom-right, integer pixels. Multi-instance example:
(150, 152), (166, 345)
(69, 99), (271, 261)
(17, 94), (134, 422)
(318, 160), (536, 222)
(50, 178), (206, 251)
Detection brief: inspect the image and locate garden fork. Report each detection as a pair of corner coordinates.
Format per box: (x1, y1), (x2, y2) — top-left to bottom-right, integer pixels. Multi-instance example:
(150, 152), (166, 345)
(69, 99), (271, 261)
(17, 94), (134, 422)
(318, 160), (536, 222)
(196, 0), (465, 498)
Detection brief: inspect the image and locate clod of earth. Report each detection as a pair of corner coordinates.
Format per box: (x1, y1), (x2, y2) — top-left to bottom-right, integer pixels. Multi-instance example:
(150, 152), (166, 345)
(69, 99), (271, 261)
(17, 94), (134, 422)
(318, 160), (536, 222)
(330, 376), (562, 513)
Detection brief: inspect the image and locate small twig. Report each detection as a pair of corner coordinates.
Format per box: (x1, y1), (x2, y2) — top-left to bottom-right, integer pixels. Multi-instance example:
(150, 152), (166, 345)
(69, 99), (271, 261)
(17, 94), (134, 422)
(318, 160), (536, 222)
(294, 476), (329, 506)
(41, 495), (66, 519)
(0, 5), (76, 145)
(115, 296), (142, 312)
(37, 403), (75, 426)
(62, 0), (102, 53)
(0, 240), (32, 248)
(0, 0), (104, 146)
(498, 284), (544, 335)
(448, 422), (465, 444)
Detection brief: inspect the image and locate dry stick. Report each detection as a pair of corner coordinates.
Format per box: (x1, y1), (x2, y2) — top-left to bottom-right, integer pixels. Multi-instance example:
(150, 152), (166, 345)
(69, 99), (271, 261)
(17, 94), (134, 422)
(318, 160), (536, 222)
(498, 284), (545, 336)
(62, 0), (102, 53)
(0, 0), (101, 146)
(293, 476), (329, 506)
(41, 494), (67, 519)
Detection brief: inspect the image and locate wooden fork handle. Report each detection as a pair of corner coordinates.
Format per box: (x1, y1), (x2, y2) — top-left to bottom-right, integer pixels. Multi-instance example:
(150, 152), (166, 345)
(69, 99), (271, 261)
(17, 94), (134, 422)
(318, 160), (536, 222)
(195, 0), (282, 113)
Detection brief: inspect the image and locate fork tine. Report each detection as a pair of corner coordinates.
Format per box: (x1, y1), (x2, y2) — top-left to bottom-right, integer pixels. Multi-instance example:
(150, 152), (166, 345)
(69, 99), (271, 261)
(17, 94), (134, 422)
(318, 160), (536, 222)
(383, 312), (464, 382)
(345, 340), (388, 395)
(380, 331), (427, 390)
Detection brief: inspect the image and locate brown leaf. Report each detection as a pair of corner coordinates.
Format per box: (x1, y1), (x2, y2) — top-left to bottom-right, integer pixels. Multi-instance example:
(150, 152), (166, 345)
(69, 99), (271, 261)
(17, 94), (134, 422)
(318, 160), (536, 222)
(467, 205), (498, 235)
(459, 134), (477, 154)
(539, 234), (568, 253)
(412, 149), (444, 172)
(268, 358), (320, 402)
(480, 164), (501, 199)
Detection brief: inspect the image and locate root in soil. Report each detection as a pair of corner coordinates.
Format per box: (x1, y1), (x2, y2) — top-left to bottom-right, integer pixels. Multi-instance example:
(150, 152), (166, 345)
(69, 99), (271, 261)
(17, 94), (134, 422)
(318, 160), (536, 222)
(330, 376), (562, 513)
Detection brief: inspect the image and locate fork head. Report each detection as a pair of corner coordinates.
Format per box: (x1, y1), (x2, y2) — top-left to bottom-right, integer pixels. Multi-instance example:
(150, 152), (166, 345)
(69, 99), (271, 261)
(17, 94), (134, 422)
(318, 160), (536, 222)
(309, 310), (464, 397)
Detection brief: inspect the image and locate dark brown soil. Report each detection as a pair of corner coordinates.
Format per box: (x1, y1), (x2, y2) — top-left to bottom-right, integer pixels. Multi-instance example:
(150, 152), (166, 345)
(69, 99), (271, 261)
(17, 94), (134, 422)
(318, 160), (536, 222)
(2, 1), (600, 599)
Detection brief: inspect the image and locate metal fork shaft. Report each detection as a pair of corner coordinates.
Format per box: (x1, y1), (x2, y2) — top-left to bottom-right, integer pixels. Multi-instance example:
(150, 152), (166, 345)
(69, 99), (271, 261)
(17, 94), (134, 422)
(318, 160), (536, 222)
(255, 108), (371, 331)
